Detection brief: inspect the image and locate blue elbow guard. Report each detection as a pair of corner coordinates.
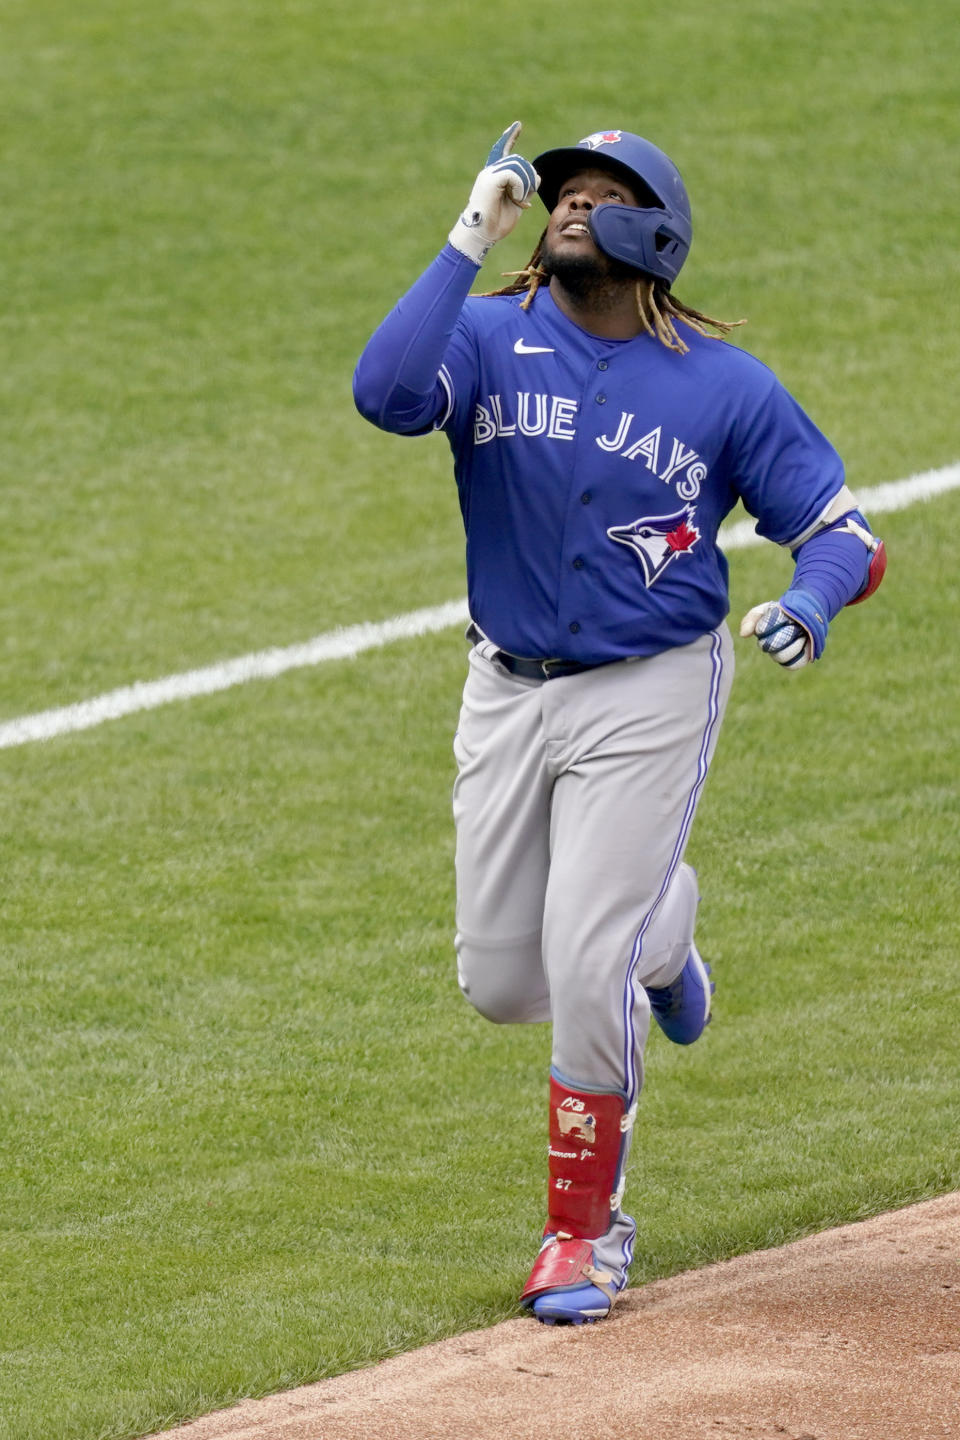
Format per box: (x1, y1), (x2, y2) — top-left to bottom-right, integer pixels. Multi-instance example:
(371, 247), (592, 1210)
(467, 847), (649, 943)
(845, 521), (887, 604)
(790, 509), (887, 621)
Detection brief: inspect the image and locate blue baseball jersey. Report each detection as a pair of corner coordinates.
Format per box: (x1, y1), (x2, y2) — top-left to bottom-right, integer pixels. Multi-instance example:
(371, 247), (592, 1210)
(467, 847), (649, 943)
(354, 245), (846, 663)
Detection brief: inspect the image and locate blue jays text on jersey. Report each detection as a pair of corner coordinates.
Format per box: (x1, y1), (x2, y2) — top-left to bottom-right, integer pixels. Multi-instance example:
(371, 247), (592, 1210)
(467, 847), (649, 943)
(353, 245), (847, 664)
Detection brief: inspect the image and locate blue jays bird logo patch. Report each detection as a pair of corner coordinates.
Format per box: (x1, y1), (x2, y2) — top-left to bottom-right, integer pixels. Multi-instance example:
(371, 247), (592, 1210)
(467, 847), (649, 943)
(607, 505), (701, 587)
(580, 130), (623, 149)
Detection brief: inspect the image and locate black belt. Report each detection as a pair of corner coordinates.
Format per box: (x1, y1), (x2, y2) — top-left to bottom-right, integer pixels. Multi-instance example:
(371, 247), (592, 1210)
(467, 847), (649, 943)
(466, 622), (600, 680)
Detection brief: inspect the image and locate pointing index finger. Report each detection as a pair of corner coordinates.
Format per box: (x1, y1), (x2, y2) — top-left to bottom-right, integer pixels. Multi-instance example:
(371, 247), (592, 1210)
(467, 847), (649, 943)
(486, 120), (522, 165)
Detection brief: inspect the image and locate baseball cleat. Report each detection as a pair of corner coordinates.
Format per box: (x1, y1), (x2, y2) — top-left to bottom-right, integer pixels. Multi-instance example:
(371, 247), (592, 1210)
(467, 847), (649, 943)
(646, 943), (714, 1045)
(529, 1281), (612, 1325)
(519, 1234), (619, 1325)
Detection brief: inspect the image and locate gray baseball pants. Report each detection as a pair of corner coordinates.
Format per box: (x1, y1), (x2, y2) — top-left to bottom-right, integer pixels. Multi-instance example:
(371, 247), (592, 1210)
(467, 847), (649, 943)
(453, 625), (734, 1105)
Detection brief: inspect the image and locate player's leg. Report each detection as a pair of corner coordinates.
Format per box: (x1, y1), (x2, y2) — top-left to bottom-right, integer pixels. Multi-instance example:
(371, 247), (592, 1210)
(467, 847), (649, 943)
(634, 859), (700, 988)
(520, 627), (734, 1322)
(545, 627), (732, 1086)
(641, 861), (715, 1045)
(452, 646), (552, 1024)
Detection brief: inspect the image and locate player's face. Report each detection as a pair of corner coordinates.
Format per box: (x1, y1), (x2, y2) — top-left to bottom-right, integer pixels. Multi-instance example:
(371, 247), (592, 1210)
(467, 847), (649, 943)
(543, 167), (641, 265)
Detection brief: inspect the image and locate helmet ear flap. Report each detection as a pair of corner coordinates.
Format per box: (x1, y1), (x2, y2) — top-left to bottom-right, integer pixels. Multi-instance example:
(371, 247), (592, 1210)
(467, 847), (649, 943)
(588, 203), (691, 286)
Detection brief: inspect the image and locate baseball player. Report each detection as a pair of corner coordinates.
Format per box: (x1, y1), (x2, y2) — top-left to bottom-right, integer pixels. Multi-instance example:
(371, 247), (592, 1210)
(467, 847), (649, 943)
(353, 123), (885, 1325)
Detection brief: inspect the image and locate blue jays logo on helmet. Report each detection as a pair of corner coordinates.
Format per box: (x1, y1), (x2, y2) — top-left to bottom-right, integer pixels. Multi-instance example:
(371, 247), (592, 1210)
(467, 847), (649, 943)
(533, 129), (693, 286)
(607, 505), (701, 587)
(579, 130), (623, 149)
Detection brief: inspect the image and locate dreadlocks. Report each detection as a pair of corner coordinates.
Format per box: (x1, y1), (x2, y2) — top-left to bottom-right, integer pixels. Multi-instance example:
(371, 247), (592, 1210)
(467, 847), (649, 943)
(481, 236), (743, 356)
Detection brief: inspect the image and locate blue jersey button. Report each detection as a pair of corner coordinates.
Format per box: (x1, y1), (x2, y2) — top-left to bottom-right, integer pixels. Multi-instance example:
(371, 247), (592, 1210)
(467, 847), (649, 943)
(572, 556), (585, 570)
(597, 359), (609, 371)
(596, 393), (607, 404)
(580, 492), (591, 504)
(569, 621), (581, 634)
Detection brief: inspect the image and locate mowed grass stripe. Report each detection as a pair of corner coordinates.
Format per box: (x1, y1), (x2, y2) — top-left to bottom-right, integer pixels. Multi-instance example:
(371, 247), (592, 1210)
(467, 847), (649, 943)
(1, 460), (957, 752)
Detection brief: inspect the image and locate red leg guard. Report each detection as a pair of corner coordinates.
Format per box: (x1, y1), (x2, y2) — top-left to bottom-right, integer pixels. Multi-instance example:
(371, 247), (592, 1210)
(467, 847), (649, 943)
(545, 1074), (628, 1238)
(519, 1234), (618, 1308)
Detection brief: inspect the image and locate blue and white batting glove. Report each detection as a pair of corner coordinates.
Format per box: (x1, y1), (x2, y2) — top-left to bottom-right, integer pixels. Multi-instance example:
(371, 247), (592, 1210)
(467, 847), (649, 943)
(448, 121), (539, 267)
(739, 587), (829, 670)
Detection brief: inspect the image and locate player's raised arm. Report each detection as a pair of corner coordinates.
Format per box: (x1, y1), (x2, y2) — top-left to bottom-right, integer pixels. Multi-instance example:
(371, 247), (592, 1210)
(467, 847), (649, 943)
(352, 123), (538, 435)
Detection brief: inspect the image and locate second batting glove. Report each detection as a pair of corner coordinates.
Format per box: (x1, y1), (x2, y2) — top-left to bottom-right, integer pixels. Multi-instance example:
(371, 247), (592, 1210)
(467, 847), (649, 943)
(739, 587), (829, 670)
(449, 121), (539, 267)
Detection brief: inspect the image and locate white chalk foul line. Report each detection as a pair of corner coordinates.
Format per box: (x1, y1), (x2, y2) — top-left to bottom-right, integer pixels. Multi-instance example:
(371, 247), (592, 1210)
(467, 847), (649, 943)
(0, 599), (471, 751)
(1, 461), (958, 752)
(717, 460), (960, 548)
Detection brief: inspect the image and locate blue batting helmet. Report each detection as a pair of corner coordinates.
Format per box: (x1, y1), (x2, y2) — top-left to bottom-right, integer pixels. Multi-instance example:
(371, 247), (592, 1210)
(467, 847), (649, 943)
(532, 129), (692, 286)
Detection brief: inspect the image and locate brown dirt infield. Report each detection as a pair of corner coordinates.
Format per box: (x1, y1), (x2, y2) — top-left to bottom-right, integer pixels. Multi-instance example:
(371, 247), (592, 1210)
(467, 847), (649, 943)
(156, 1192), (959, 1440)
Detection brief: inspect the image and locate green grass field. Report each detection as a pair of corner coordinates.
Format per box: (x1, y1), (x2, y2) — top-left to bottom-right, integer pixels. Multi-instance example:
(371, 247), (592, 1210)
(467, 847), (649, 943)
(1, 2), (958, 1437)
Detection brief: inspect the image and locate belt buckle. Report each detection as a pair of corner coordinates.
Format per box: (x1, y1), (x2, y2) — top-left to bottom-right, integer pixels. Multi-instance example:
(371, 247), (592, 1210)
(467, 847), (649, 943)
(539, 657), (566, 679)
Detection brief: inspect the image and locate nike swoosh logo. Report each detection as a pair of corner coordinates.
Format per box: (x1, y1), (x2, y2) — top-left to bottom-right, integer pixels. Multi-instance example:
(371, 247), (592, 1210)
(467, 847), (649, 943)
(514, 339), (555, 355)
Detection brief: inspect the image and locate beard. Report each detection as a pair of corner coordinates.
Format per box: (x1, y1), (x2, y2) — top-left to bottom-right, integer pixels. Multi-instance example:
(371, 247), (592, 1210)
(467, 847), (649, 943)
(540, 233), (639, 308)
